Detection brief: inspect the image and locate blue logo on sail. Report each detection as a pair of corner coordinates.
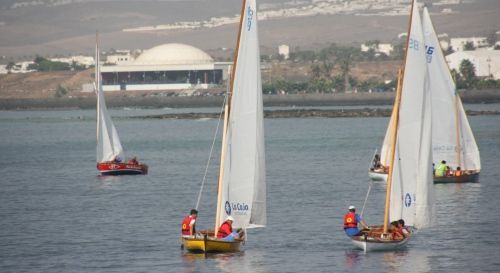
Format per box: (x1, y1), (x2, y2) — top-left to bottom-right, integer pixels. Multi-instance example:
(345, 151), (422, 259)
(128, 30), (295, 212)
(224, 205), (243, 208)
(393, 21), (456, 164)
(225, 201), (232, 215)
(247, 6), (254, 31)
(404, 193), (412, 207)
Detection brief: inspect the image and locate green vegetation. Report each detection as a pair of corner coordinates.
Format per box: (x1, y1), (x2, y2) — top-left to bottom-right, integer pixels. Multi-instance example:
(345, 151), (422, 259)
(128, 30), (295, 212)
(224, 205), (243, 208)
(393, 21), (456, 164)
(28, 56), (70, 71)
(452, 59), (500, 90)
(55, 85), (68, 98)
(262, 42), (401, 94)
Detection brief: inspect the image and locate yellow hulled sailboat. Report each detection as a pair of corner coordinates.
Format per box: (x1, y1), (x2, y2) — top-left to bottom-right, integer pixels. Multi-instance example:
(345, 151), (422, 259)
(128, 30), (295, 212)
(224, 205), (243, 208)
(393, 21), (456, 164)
(183, 0), (266, 253)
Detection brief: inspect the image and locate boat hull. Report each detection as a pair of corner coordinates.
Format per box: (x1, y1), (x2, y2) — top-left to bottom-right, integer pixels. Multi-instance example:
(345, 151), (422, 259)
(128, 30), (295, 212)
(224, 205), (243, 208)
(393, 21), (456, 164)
(351, 235), (409, 252)
(368, 170), (388, 181)
(433, 172), (479, 183)
(183, 237), (241, 253)
(97, 162), (148, 175)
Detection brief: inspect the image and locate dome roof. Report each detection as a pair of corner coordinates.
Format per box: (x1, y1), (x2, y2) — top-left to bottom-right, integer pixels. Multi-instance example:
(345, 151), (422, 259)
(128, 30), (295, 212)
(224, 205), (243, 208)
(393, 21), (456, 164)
(134, 43), (213, 65)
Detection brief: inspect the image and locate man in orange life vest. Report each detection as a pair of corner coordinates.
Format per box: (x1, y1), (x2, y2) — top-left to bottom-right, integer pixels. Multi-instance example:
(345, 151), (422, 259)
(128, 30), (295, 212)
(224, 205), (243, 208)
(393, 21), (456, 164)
(217, 216), (244, 241)
(181, 209), (198, 238)
(343, 205), (369, 237)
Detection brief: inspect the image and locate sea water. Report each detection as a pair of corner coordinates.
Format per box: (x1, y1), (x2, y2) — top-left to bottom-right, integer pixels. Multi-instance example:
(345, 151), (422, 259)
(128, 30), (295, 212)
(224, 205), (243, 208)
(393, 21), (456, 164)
(1, 105), (499, 273)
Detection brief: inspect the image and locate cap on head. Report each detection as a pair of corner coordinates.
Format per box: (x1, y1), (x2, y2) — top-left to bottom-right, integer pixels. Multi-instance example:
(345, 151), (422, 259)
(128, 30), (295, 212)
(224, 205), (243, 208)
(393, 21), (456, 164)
(226, 216), (235, 222)
(348, 205), (356, 210)
(190, 209), (198, 215)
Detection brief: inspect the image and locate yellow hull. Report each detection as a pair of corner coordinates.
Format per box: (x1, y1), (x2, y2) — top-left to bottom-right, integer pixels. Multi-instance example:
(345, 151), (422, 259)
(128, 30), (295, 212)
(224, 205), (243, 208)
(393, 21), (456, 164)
(183, 237), (241, 253)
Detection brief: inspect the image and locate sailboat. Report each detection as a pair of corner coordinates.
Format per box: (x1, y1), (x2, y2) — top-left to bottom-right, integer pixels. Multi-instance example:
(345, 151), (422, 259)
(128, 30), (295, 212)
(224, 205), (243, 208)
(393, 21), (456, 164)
(183, 0), (266, 253)
(95, 34), (148, 175)
(422, 7), (481, 183)
(369, 7), (481, 184)
(352, 0), (434, 251)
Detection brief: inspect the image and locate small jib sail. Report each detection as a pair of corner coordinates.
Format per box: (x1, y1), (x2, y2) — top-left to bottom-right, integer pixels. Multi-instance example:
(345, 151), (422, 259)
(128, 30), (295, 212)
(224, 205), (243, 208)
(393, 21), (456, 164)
(421, 7), (481, 179)
(215, 0), (266, 232)
(95, 34), (124, 163)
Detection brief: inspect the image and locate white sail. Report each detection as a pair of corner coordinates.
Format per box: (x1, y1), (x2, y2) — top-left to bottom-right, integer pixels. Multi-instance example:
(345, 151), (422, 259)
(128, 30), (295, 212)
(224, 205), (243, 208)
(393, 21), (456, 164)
(380, 106), (395, 166)
(95, 37), (125, 163)
(218, 0), (266, 229)
(389, 1), (433, 228)
(422, 8), (481, 172)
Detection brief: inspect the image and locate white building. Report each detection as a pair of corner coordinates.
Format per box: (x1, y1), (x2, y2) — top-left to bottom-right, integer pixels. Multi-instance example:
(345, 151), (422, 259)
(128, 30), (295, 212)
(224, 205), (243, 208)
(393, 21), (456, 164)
(446, 49), (500, 79)
(100, 43), (230, 91)
(449, 37), (488, 52)
(278, 44), (290, 60)
(106, 54), (132, 65)
(361, 43), (394, 56)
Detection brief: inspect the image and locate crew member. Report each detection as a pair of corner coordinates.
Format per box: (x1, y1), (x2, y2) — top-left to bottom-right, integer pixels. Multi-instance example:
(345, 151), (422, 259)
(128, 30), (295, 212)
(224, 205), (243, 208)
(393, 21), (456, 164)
(217, 216), (244, 241)
(435, 160), (448, 177)
(343, 205), (369, 237)
(181, 209), (198, 237)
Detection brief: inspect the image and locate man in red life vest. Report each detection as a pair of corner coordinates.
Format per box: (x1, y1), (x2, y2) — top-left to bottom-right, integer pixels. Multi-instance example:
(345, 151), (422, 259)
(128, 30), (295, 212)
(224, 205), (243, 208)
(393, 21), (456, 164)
(217, 216), (244, 241)
(181, 209), (198, 238)
(343, 205), (369, 237)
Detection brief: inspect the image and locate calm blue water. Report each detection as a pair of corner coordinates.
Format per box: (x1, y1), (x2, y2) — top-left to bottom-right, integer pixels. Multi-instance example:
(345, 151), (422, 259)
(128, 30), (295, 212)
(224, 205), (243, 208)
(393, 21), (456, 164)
(1, 105), (499, 273)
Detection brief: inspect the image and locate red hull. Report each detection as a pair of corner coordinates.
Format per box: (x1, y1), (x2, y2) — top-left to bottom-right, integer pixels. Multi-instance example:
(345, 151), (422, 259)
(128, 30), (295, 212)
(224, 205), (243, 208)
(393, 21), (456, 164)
(97, 162), (148, 175)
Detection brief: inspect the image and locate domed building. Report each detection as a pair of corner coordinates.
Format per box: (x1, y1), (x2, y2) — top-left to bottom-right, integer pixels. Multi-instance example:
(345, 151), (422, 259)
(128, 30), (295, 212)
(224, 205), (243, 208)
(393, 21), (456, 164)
(101, 43), (229, 91)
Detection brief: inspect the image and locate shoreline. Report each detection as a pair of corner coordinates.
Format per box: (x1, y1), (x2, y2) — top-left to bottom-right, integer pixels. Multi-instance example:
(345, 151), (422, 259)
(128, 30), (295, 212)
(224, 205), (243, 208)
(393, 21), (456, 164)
(1, 89), (500, 110)
(133, 108), (500, 119)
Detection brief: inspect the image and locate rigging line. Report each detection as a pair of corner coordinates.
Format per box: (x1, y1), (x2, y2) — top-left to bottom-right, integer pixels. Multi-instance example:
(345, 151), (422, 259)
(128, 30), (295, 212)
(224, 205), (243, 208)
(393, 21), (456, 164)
(194, 94), (227, 210)
(361, 148), (378, 217)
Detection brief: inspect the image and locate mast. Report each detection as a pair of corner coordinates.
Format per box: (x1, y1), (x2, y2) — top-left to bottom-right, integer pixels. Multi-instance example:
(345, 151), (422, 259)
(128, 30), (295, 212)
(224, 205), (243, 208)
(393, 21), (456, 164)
(454, 85), (463, 169)
(214, 0), (247, 237)
(95, 32), (101, 146)
(383, 0), (416, 234)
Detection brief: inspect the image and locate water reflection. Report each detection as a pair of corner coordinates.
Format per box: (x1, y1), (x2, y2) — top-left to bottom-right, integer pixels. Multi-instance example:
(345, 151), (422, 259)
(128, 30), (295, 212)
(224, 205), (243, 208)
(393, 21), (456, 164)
(344, 250), (363, 269)
(181, 251), (266, 273)
(95, 175), (121, 189)
(382, 249), (430, 273)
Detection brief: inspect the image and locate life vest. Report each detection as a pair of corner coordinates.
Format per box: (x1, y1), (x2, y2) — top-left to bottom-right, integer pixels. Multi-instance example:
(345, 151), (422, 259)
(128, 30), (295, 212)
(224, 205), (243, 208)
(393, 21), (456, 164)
(435, 164), (447, 177)
(181, 215), (196, 235)
(455, 170), (463, 176)
(217, 221), (233, 238)
(344, 212), (358, 229)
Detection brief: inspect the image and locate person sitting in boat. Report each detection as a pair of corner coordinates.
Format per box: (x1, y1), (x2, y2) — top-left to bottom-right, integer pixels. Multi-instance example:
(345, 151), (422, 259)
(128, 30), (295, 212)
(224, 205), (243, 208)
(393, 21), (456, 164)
(435, 160), (448, 177)
(445, 166), (453, 176)
(455, 166), (463, 176)
(371, 154), (382, 170)
(343, 205), (369, 237)
(389, 221), (404, 240)
(181, 209), (198, 238)
(128, 157), (138, 165)
(217, 216), (245, 241)
(398, 219), (410, 237)
(112, 155), (123, 163)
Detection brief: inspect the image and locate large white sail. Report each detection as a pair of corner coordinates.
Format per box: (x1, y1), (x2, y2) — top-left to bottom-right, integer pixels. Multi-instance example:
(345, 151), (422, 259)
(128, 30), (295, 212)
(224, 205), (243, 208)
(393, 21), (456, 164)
(95, 38), (125, 163)
(422, 7), (481, 172)
(389, 1), (433, 228)
(218, 0), (266, 229)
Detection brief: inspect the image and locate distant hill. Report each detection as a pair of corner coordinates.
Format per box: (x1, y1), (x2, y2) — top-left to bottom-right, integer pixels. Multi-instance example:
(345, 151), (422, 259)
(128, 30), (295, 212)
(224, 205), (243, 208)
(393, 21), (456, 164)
(0, 0), (499, 59)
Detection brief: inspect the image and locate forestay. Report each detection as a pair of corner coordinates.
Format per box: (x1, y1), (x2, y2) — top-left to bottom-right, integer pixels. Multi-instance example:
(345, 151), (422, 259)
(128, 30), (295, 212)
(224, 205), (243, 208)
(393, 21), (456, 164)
(218, 0), (266, 229)
(422, 7), (481, 171)
(95, 40), (124, 163)
(389, 2), (434, 229)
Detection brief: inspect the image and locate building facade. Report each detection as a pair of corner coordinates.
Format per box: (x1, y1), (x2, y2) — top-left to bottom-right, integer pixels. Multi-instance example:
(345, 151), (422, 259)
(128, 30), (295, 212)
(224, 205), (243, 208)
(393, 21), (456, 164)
(100, 43), (230, 91)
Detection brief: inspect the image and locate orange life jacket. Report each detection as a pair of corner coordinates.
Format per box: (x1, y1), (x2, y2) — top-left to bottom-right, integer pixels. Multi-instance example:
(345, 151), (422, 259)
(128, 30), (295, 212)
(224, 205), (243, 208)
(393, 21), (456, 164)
(455, 170), (463, 176)
(344, 212), (358, 229)
(181, 215), (196, 235)
(217, 221), (233, 238)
